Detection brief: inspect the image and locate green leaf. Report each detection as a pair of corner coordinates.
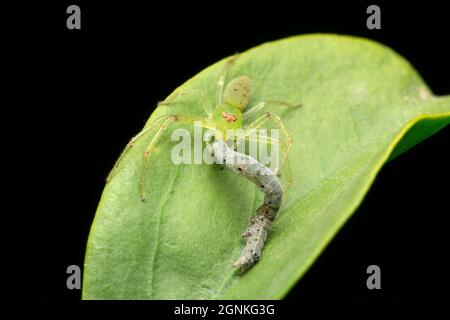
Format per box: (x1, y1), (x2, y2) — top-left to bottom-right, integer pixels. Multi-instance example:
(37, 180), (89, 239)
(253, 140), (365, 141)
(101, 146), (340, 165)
(83, 34), (450, 299)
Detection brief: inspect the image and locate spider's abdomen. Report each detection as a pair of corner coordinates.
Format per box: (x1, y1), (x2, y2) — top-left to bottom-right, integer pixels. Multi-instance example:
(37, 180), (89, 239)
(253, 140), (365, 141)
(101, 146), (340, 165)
(223, 76), (252, 111)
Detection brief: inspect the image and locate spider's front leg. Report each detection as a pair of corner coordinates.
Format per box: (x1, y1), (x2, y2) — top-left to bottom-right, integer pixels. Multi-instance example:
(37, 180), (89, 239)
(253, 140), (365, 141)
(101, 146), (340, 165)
(107, 114), (213, 201)
(216, 53), (240, 107)
(139, 115), (215, 201)
(106, 115), (168, 183)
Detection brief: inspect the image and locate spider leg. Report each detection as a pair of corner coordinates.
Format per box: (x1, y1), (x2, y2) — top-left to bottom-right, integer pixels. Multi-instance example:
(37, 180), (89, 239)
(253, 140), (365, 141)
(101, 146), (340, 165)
(231, 127), (293, 190)
(266, 100), (302, 108)
(242, 102), (265, 120)
(239, 133), (280, 145)
(276, 138), (294, 190)
(107, 115), (167, 182)
(158, 89), (204, 106)
(158, 89), (212, 117)
(107, 114), (213, 201)
(243, 112), (294, 187)
(216, 53), (239, 107)
(243, 100), (301, 121)
(225, 129), (278, 162)
(139, 115), (213, 201)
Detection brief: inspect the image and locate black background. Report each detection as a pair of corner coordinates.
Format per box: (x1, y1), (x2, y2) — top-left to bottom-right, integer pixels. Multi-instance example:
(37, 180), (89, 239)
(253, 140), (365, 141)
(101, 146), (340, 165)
(6, 1), (449, 301)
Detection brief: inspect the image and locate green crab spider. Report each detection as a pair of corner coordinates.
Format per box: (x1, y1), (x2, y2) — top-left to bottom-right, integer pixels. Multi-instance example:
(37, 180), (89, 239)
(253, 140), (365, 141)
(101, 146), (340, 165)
(107, 54), (300, 201)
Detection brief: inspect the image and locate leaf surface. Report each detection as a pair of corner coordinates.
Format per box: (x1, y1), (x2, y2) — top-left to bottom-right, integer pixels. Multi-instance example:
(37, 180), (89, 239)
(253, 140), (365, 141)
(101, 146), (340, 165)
(83, 34), (450, 299)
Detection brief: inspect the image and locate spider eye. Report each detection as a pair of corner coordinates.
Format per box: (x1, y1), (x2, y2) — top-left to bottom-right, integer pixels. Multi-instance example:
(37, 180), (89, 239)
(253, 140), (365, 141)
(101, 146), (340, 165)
(213, 105), (243, 132)
(221, 111), (238, 122)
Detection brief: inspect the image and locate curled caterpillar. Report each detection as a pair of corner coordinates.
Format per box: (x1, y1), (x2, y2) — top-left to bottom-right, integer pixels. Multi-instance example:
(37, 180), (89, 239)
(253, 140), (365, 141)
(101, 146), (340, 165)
(207, 139), (282, 273)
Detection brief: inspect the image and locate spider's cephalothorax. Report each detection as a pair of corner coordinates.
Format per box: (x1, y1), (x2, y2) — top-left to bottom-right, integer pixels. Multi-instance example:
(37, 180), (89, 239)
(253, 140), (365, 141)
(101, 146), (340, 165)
(212, 76), (252, 135)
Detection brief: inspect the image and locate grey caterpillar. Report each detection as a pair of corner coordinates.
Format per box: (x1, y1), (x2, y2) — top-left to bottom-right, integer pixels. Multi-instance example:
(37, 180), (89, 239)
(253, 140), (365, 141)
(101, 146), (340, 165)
(207, 139), (283, 273)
